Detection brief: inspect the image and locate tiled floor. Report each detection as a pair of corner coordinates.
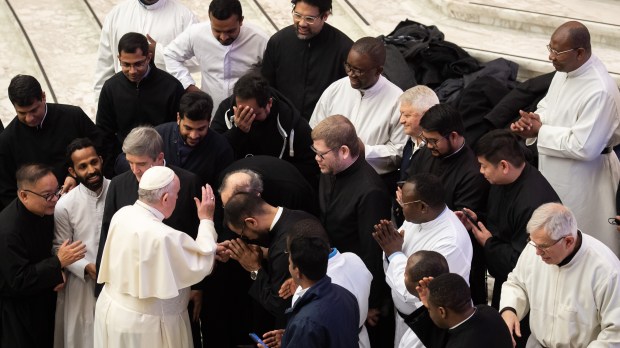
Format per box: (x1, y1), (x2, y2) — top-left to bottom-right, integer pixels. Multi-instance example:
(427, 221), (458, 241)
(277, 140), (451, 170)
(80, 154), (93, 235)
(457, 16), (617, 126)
(1, 0), (618, 126)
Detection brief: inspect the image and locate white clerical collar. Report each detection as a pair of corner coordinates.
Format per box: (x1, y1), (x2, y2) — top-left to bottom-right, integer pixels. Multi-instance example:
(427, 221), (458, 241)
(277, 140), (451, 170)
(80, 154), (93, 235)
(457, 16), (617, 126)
(418, 206), (450, 230)
(449, 306), (476, 330)
(269, 206), (284, 231)
(357, 75), (386, 99)
(135, 199), (165, 221)
(566, 54), (594, 79)
(36, 103), (49, 129)
(139, 0), (166, 10)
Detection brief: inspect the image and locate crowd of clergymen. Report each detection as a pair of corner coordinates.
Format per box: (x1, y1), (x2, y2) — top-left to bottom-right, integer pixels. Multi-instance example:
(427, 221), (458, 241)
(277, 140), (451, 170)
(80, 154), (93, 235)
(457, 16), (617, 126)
(0, 0), (620, 347)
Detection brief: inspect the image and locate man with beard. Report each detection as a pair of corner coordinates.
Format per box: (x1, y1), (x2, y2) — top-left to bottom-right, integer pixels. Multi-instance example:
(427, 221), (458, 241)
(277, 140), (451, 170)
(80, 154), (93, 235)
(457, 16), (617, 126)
(53, 138), (109, 348)
(310, 37), (406, 184)
(155, 91), (234, 188)
(0, 164), (86, 347)
(96, 32), (184, 176)
(408, 104), (489, 305)
(221, 192), (319, 329)
(164, 0), (268, 114)
(212, 72), (318, 188)
(261, 0), (352, 120)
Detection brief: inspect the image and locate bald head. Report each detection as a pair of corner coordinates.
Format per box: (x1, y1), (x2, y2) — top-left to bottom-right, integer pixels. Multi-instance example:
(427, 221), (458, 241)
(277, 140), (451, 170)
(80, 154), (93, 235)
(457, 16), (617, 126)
(553, 21), (591, 51)
(219, 169), (263, 205)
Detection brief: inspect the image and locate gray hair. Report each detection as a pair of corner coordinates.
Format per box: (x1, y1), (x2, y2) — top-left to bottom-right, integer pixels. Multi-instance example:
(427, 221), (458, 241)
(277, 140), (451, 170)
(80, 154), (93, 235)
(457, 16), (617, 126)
(526, 203), (578, 240)
(399, 85), (439, 114)
(122, 126), (163, 160)
(138, 180), (175, 204)
(219, 169), (264, 195)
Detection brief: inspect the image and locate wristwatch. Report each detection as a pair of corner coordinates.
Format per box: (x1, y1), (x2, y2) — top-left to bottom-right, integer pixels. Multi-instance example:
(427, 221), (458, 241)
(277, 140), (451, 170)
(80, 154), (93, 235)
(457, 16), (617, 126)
(250, 269), (260, 280)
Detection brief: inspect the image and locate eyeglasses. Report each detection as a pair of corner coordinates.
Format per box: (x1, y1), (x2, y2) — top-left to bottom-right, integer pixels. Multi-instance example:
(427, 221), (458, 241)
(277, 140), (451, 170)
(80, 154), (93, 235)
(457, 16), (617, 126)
(22, 186), (62, 202)
(398, 199), (426, 208)
(527, 235), (565, 252)
(292, 10), (320, 24)
(546, 45), (577, 57)
(310, 145), (338, 160)
(344, 62), (373, 77)
(119, 58), (149, 69)
(418, 132), (450, 147)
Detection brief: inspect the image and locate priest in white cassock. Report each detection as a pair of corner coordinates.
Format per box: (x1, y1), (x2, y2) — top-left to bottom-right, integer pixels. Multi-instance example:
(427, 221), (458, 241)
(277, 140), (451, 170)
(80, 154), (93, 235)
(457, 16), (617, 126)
(373, 173), (472, 348)
(511, 21), (620, 255)
(53, 138), (109, 348)
(94, 166), (219, 348)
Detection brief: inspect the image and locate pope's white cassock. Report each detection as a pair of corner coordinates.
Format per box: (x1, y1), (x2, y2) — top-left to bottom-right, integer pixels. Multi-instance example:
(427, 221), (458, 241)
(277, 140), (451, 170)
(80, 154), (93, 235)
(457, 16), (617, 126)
(53, 179), (110, 348)
(309, 75), (407, 175)
(95, 188), (217, 347)
(292, 249), (372, 348)
(528, 55), (620, 254)
(385, 207), (472, 348)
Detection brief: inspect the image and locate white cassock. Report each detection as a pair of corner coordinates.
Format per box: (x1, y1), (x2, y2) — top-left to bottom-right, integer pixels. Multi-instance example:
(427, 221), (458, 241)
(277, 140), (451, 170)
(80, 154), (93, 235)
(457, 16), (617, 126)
(94, 0), (197, 100)
(309, 75), (407, 175)
(53, 180), (110, 348)
(500, 232), (620, 347)
(163, 22), (268, 115)
(529, 55), (620, 254)
(292, 249), (373, 348)
(386, 207), (473, 348)
(94, 200), (217, 348)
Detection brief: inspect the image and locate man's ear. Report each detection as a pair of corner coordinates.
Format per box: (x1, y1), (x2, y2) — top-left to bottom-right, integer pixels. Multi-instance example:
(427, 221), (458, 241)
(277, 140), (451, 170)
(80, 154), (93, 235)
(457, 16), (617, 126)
(68, 166), (77, 179)
(439, 306), (447, 319)
(245, 217), (259, 228)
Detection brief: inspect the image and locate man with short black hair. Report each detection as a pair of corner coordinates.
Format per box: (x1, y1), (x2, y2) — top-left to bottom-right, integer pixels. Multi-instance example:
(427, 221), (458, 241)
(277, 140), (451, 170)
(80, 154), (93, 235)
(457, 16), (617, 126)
(281, 226), (360, 347)
(0, 164), (86, 347)
(0, 74), (103, 209)
(93, 0), (197, 101)
(408, 103), (489, 304)
(221, 192), (318, 328)
(156, 91), (234, 187)
(212, 72), (318, 186)
(408, 273), (513, 348)
(53, 138), (109, 347)
(458, 129), (559, 310)
(97, 32), (185, 175)
(164, 0), (268, 112)
(261, 0), (352, 120)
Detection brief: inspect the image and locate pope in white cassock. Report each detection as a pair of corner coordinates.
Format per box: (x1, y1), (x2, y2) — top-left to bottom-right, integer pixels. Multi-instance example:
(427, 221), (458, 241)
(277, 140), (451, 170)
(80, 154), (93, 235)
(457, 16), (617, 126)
(511, 21), (620, 255)
(94, 166), (219, 348)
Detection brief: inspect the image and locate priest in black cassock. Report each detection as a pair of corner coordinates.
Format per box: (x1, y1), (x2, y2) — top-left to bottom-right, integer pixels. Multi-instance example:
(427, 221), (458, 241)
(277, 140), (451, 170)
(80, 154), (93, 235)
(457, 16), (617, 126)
(311, 115), (392, 346)
(463, 130), (560, 308)
(0, 75), (103, 210)
(406, 273), (513, 348)
(0, 164), (86, 347)
(408, 104), (489, 304)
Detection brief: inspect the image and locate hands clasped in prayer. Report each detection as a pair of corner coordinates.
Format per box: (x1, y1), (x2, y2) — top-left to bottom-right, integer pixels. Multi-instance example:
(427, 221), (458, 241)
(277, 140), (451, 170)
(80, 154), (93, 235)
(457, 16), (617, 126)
(220, 238), (263, 272)
(510, 110), (542, 138)
(372, 219), (404, 256)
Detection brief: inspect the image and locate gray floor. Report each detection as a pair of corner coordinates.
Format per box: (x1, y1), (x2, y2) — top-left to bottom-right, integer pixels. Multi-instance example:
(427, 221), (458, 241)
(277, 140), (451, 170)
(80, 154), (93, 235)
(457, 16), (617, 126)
(1, 0), (618, 126)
